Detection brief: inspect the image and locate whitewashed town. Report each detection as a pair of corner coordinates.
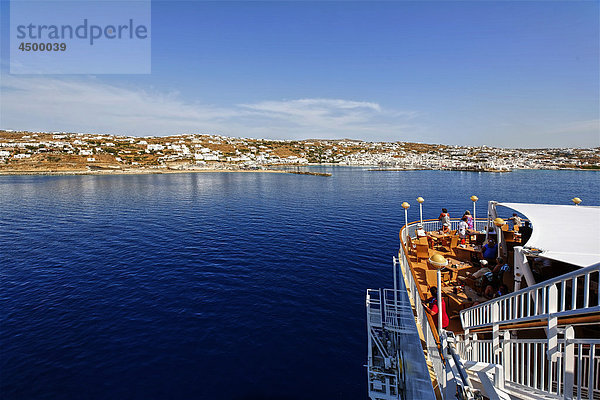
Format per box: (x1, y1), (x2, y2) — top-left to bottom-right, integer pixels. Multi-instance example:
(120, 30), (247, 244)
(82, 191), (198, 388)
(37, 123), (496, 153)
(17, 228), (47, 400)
(0, 130), (598, 174)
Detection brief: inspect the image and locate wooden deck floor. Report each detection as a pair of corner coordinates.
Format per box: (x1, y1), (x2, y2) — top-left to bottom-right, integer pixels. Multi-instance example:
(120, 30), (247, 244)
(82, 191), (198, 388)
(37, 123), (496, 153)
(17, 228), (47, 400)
(405, 241), (480, 334)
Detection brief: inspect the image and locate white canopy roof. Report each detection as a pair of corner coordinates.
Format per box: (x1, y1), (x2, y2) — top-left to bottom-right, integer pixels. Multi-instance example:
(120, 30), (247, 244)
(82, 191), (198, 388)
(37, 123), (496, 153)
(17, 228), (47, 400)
(497, 202), (600, 268)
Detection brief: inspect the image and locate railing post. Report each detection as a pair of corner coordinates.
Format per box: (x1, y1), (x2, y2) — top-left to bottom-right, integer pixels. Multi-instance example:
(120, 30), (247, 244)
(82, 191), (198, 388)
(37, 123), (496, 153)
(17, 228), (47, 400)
(503, 331), (511, 383)
(492, 302), (500, 364)
(473, 333), (478, 361)
(547, 284), (559, 362)
(588, 344), (596, 400)
(495, 364), (505, 391)
(563, 326), (575, 400)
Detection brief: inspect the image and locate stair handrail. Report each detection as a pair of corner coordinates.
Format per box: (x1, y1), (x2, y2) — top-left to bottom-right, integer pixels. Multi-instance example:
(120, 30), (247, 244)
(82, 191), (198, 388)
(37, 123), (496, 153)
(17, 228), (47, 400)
(460, 261), (600, 330)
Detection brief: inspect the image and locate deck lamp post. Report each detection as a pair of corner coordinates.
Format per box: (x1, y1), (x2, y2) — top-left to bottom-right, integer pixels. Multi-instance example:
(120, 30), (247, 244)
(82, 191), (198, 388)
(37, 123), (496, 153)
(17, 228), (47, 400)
(572, 197), (582, 206)
(417, 197), (424, 225)
(429, 253), (448, 336)
(471, 195), (479, 230)
(398, 202), (411, 310)
(401, 202), (410, 232)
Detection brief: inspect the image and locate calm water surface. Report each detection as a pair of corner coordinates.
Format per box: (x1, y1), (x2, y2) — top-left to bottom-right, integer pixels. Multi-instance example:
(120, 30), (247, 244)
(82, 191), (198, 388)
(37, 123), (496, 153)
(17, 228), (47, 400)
(1, 168), (598, 399)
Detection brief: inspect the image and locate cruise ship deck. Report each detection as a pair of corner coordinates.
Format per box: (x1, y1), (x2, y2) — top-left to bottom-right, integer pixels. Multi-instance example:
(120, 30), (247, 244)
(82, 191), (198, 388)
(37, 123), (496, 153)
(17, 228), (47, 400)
(367, 200), (600, 400)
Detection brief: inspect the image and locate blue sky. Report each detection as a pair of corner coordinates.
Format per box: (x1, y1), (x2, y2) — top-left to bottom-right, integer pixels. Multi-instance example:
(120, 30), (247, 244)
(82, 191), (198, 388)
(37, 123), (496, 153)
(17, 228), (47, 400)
(1, 1), (599, 147)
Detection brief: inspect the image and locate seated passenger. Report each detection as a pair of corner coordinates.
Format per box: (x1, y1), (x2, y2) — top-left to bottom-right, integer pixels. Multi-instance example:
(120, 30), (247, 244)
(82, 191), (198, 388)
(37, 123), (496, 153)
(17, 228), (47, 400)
(440, 222), (450, 234)
(481, 238), (498, 263)
(483, 284), (496, 299)
(480, 270), (499, 298)
(416, 224), (426, 238)
(494, 284), (509, 298)
(492, 257), (510, 282)
(423, 286), (449, 329)
(472, 259), (491, 279)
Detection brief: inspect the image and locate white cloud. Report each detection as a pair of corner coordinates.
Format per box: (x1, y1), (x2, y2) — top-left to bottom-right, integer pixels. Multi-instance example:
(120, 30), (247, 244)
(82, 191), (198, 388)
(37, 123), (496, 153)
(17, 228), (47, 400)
(240, 98), (382, 115)
(556, 119), (600, 135)
(0, 76), (420, 140)
(524, 119), (600, 148)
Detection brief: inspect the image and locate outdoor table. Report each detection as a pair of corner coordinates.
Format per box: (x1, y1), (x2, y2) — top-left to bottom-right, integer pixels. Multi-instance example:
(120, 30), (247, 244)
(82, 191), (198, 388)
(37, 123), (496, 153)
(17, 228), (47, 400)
(453, 244), (482, 262)
(445, 261), (473, 281)
(428, 231), (452, 249)
(429, 231), (450, 245)
(429, 231), (450, 240)
(442, 284), (487, 311)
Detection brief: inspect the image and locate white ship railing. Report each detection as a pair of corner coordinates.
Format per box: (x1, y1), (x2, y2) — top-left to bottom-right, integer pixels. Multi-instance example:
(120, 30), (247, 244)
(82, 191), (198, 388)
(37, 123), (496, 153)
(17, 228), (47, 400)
(397, 229), (445, 385)
(456, 332), (600, 399)
(397, 218), (491, 399)
(366, 288), (406, 400)
(366, 286), (440, 399)
(366, 288), (425, 331)
(460, 262), (600, 330)
(406, 218), (488, 237)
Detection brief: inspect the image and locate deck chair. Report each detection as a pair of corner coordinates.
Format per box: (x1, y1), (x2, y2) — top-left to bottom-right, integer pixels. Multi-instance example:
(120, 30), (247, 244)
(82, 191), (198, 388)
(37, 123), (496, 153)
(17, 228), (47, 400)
(425, 269), (438, 288)
(416, 243), (430, 263)
(406, 236), (417, 255)
(442, 270), (451, 283)
(450, 235), (458, 248)
(428, 236), (438, 249)
(449, 236), (459, 255)
(440, 235), (450, 248)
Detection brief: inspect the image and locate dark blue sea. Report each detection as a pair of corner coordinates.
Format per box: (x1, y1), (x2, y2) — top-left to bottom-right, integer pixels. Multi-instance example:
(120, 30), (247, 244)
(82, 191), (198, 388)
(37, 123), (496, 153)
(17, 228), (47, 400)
(1, 168), (598, 399)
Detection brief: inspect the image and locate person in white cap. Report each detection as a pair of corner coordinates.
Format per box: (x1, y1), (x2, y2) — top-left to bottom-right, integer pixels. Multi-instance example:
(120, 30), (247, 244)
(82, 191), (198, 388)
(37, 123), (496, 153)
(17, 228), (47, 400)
(472, 259), (491, 279)
(416, 223), (427, 238)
